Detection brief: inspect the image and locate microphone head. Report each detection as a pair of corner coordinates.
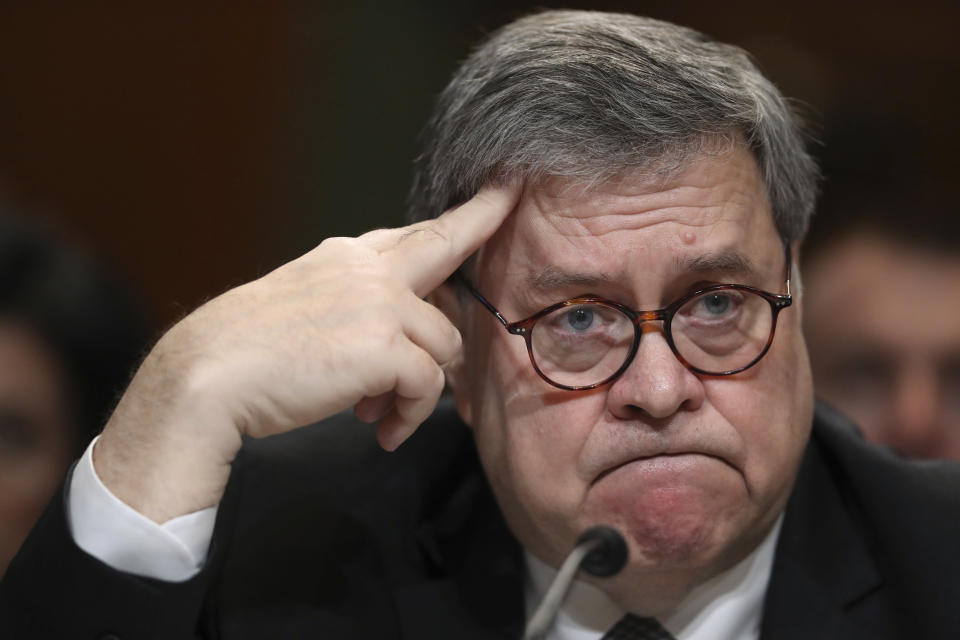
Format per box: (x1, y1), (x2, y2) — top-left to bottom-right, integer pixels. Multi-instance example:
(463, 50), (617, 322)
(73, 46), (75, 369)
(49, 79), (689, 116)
(576, 525), (628, 577)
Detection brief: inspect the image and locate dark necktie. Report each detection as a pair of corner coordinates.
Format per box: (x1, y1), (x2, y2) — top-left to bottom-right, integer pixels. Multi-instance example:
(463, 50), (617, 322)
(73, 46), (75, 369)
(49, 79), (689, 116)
(600, 614), (676, 640)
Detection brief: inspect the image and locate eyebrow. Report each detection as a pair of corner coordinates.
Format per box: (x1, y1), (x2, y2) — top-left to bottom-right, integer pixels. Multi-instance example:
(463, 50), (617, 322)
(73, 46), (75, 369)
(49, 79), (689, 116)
(525, 267), (613, 291)
(525, 250), (759, 291)
(676, 250), (758, 278)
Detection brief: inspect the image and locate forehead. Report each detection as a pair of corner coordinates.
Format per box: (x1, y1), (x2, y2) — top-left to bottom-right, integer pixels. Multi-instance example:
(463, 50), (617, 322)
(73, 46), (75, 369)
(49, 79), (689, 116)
(475, 146), (781, 295)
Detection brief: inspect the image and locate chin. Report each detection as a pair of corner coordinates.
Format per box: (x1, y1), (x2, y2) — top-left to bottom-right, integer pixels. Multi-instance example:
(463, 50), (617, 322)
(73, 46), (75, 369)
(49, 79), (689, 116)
(627, 509), (715, 565)
(584, 457), (748, 565)
(599, 499), (734, 575)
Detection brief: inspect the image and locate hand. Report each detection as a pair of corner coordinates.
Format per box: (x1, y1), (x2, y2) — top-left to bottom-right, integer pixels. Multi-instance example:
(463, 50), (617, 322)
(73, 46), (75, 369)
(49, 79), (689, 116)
(94, 182), (520, 522)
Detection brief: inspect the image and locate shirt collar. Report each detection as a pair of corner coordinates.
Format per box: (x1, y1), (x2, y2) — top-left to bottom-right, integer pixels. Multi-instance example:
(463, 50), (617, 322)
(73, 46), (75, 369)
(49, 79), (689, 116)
(524, 516), (783, 640)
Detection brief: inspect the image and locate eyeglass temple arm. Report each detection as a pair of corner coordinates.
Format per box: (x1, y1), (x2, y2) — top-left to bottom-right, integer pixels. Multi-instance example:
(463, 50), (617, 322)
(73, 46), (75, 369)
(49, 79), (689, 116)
(783, 243), (792, 298)
(452, 270), (511, 327)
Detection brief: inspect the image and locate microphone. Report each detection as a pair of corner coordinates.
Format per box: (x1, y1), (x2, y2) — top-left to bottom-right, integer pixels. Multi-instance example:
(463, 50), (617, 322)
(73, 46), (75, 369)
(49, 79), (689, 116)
(522, 525), (628, 640)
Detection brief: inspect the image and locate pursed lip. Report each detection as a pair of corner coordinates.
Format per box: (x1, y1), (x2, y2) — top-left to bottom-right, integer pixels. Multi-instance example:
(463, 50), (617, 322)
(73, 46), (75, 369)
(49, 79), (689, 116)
(591, 451), (735, 485)
(581, 417), (747, 487)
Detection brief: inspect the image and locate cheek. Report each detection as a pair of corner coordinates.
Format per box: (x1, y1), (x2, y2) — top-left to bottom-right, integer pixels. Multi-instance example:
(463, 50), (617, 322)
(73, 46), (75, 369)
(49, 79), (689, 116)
(706, 324), (813, 501)
(465, 323), (606, 559)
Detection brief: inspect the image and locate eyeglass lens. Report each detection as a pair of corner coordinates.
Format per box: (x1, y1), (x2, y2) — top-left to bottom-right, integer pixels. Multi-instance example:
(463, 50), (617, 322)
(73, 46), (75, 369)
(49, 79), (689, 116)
(529, 288), (775, 387)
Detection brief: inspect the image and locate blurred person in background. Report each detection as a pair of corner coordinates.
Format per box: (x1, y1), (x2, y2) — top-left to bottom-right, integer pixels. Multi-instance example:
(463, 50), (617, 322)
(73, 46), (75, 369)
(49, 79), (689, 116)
(803, 178), (960, 459)
(0, 211), (147, 576)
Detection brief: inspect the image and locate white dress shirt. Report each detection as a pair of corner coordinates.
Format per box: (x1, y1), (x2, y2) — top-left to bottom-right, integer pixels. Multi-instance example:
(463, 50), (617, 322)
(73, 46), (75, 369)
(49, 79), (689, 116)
(68, 436), (216, 582)
(524, 517), (782, 640)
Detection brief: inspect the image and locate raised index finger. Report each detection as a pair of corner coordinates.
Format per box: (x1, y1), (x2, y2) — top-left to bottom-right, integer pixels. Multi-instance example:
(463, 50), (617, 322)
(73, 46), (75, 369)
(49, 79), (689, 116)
(381, 180), (520, 296)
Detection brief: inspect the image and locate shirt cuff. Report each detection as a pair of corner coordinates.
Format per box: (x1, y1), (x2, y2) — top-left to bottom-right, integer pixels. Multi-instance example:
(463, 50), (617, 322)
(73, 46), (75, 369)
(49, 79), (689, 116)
(66, 435), (219, 582)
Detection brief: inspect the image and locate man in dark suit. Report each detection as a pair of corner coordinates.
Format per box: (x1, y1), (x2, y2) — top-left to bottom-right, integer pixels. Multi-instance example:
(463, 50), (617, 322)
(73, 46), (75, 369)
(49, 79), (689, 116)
(3, 9), (959, 639)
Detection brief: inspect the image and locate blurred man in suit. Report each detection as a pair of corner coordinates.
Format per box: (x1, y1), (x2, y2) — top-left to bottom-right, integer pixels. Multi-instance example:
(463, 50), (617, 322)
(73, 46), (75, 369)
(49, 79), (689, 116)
(804, 183), (960, 459)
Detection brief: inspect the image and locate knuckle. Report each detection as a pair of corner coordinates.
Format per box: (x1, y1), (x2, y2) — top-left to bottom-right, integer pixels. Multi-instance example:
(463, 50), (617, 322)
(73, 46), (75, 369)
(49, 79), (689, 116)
(420, 299), (462, 355)
(415, 346), (437, 377)
(436, 333), (461, 366)
(469, 190), (497, 210)
(317, 235), (354, 251)
(398, 222), (449, 249)
(446, 321), (463, 351)
(410, 351), (440, 392)
(431, 365), (446, 395)
(358, 227), (393, 243)
(317, 237), (380, 269)
(367, 322), (402, 352)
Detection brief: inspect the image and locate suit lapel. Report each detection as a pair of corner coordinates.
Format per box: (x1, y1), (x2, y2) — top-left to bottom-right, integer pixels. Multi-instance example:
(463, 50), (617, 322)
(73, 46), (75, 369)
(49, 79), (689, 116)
(393, 453), (525, 640)
(759, 415), (889, 639)
(391, 404), (899, 639)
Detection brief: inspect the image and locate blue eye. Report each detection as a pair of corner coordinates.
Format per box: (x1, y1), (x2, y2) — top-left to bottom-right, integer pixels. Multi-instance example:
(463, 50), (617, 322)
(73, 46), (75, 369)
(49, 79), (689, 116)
(701, 294), (731, 315)
(565, 307), (595, 331)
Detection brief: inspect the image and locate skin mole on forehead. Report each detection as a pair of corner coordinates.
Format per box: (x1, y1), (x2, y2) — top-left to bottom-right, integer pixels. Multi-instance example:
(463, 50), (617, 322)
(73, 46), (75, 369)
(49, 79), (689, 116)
(681, 231), (697, 245)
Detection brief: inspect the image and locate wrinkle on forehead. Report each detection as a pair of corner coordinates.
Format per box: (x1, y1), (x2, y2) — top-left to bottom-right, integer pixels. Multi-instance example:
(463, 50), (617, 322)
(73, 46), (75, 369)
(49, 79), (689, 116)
(476, 146), (781, 298)
(521, 151), (768, 242)
(525, 249), (760, 292)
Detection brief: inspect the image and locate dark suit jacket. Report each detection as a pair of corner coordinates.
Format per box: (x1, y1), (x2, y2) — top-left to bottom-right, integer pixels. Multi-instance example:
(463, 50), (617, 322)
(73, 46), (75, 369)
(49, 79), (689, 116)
(3, 401), (960, 639)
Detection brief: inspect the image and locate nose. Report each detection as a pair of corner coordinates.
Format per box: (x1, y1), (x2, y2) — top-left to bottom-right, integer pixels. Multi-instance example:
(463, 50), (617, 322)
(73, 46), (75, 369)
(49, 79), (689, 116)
(605, 326), (704, 421)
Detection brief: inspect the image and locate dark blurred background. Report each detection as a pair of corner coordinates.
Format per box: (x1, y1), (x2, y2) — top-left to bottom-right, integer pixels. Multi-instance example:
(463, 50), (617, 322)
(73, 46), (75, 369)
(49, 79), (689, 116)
(1, 1), (957, 331)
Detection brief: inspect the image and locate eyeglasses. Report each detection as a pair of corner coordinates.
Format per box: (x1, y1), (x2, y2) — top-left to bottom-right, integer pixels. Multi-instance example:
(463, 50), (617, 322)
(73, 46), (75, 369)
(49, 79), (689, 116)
(457, 254), (793, 391)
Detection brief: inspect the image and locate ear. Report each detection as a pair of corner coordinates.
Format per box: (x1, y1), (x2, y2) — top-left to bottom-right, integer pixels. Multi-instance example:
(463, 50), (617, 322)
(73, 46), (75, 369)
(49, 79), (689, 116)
(428, 281), (473, 427)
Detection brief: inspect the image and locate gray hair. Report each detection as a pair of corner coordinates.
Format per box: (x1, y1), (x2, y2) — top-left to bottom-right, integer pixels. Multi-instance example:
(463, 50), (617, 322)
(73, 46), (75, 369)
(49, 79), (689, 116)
(408, 10), (818, 244)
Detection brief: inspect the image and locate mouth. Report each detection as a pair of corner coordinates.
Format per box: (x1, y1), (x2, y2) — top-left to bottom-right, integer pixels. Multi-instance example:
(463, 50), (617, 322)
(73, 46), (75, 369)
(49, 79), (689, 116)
(592, 452), (734, 486)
